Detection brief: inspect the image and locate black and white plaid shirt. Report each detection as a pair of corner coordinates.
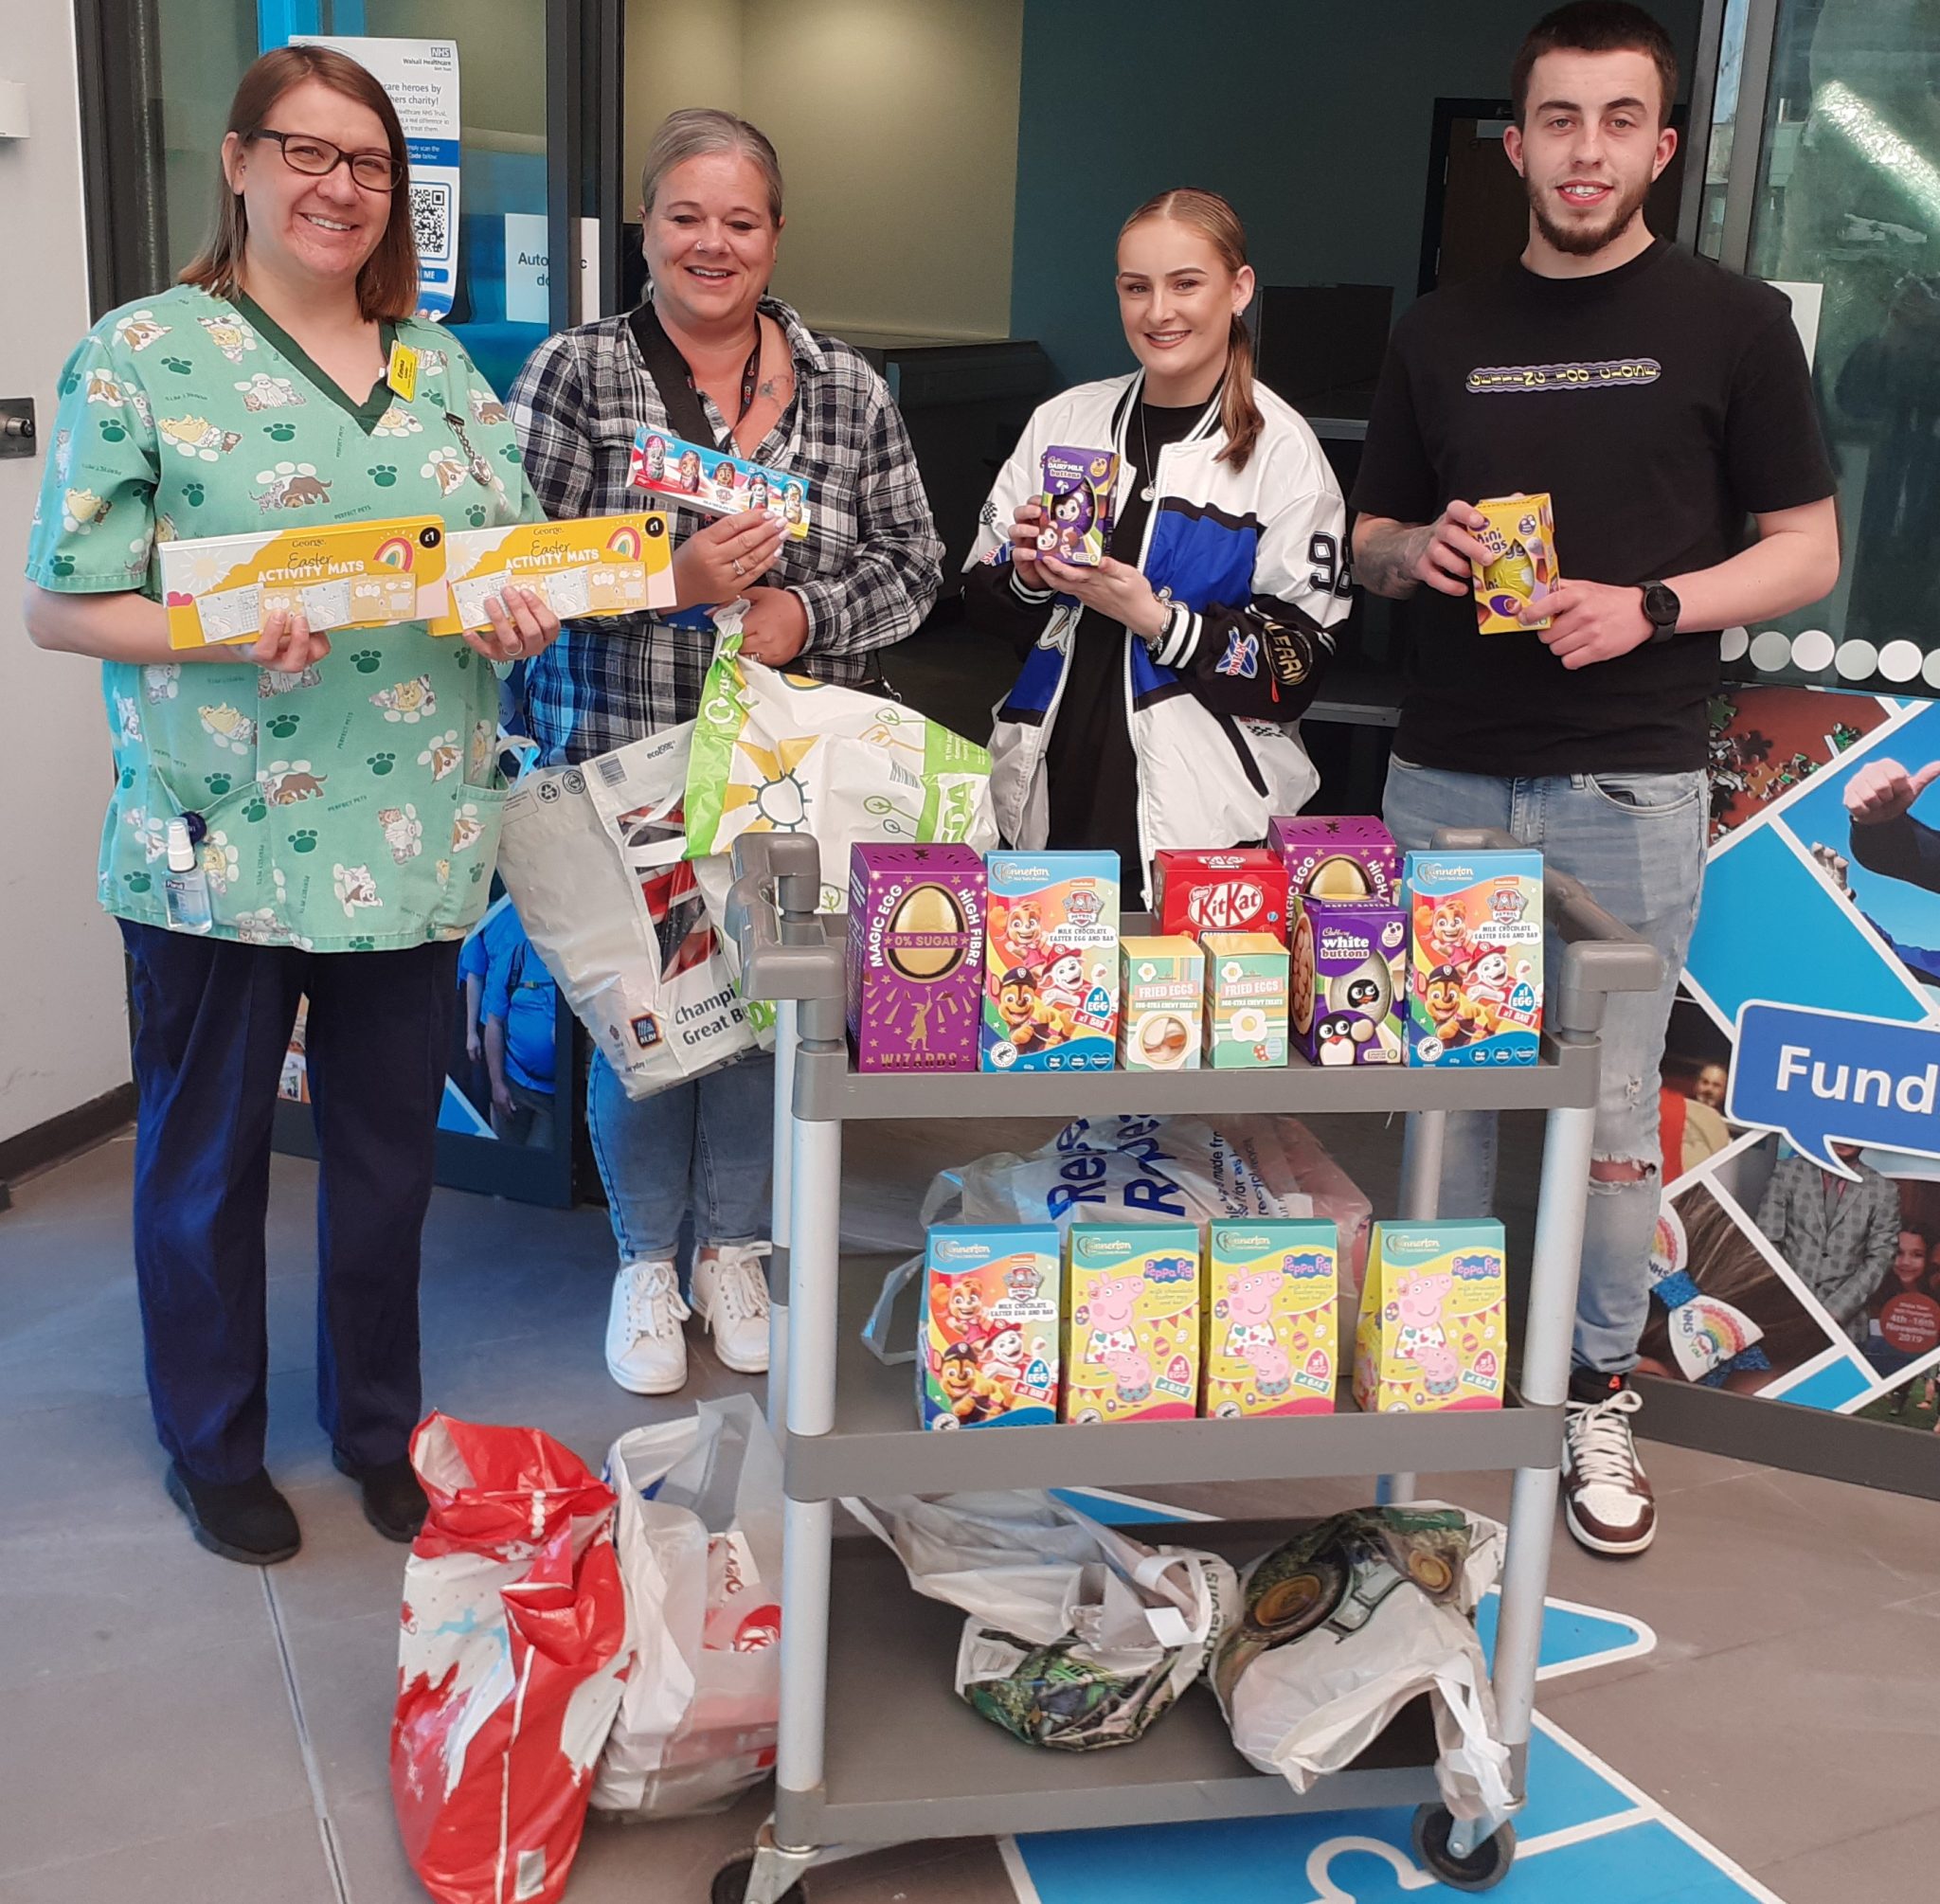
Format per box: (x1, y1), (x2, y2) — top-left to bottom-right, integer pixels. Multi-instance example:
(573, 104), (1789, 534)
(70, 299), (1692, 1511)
(508, 296), (944, 763)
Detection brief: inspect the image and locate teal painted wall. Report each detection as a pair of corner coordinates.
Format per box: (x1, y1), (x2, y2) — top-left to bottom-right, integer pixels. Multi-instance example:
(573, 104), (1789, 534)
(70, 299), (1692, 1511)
(1008, 0), (1702, 384)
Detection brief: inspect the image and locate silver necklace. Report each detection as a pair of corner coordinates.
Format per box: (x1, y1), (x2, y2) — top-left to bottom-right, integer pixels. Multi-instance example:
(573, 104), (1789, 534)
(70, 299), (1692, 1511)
(1138, 401), (1157, 503)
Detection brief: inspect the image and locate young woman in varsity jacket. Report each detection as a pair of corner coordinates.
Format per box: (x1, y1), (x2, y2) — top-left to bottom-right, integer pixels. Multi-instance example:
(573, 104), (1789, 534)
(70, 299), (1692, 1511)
(964, 189), (1351, 902)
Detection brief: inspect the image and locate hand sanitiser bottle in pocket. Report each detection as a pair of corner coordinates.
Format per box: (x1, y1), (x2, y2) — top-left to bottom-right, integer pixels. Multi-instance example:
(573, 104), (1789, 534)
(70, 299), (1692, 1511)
(163, 817), (213, 934)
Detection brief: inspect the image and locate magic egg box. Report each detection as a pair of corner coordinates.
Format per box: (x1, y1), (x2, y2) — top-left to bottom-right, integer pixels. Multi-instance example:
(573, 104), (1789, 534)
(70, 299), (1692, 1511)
(847, 844), (987, 1071)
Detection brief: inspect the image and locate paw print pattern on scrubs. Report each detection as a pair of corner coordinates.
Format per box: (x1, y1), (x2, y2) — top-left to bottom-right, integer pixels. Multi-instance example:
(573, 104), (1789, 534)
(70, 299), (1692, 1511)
(25, 283), (543, 952)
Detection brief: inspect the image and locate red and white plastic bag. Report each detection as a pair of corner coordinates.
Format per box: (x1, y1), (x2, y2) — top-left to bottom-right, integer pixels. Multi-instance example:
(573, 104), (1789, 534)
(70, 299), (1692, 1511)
(391, 1415), (629, 1904)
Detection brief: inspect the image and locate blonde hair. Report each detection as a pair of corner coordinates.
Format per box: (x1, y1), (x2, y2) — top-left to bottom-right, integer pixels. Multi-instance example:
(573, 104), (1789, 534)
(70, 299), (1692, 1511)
(639, 107), (784, 224)
(1119, 189), (1263, 473)
(180, 45), (418, 322)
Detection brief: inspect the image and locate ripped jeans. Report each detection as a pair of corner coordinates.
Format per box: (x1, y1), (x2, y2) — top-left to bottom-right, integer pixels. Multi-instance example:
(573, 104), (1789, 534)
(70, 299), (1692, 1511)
(1383, 756), (1707, 1373)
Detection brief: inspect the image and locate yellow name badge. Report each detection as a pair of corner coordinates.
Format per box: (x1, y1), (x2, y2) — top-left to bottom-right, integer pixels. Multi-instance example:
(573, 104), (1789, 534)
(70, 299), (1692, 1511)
(160, 517), (450, 650)
(386, 340), (419, 404)
(429, 512), (675, 636)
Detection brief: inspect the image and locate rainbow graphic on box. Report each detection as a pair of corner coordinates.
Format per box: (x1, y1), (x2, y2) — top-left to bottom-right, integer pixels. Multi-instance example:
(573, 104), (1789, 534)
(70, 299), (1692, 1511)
(431, 512), (674, 635)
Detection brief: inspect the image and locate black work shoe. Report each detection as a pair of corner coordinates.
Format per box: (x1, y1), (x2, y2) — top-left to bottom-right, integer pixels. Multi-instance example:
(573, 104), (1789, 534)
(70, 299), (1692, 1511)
(166, 1463), (302, 1566)
(332, 1448), (428, 1543)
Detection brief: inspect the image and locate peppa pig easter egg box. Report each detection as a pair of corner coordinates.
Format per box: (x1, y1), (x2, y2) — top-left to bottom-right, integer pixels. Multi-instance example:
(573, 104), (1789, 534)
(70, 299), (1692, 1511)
(1063, 1223), (1200, 1425)
(920, 1225), (1061, 1430)
(1352, 1219), (1506, 1413)
(1202, 1220), (1338, 1419)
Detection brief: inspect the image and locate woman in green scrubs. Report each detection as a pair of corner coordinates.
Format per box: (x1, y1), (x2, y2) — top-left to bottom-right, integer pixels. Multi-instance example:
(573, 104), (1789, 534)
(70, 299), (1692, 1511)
(23, 45), (560, 1565)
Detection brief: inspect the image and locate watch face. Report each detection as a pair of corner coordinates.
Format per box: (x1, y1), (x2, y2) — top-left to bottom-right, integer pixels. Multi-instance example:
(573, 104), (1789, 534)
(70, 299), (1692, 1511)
(1644, 583), (1680, 627)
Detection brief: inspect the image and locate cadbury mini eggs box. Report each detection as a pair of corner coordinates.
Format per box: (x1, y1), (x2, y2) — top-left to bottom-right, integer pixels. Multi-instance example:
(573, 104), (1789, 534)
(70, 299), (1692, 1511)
(847, 843), (986, 1072)
(1471, 493), (1559, 633)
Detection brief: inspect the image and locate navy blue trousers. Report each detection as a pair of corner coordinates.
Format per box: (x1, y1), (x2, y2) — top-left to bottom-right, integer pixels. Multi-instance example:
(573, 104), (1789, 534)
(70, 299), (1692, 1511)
(120, 921), (459, 1484)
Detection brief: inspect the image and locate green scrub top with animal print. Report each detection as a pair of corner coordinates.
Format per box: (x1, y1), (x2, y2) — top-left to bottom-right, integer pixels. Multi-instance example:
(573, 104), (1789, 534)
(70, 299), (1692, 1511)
(25, 283), (543, 952)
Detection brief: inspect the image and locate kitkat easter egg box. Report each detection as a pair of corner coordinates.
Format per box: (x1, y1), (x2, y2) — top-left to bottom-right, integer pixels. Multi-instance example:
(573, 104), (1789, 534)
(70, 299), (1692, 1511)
(1203, 1221), (1338, 1417)
(1063, 1224), (1200, 1424)
(920, 1225), (1061, 1429)
(980, 851), (1120, 1072)
(1352, 1220), (1506, 1412)
(847, 843), (987, 1072)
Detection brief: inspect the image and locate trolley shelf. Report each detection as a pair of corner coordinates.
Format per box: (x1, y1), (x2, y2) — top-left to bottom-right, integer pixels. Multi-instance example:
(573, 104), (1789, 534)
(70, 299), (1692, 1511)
(782, 1266), (1563, 1500)
(793, 1536), (1440, 1846)
(793, 1036), (1600, 1121)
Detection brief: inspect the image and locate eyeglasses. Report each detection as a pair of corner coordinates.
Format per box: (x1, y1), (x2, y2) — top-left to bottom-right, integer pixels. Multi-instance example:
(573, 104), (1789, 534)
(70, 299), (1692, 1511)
(249, 129), (403, 192)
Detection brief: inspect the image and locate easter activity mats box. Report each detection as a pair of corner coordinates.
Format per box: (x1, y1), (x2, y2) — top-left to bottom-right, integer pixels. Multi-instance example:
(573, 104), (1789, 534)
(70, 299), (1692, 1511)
(1035, 446), (1117, 566)
(847, 843), (986, 1073)
(1064, 1223), (1200, 1424)
(1203, 1220), (1338, 1418)
(1267, 814), (1400, 904)
(1471, 492), (1559, 634)
(1405, 849), (1544, 1068)
(980, 851), (1120, 1072)
(1289, 896), (1407, 1067)
(431, 512), (674, 634)
(1119, 936), (1203, 1072)
(1202, 931), (1288, 1069)
(1353, 1219), (1506, 1413)
(161, 517), (447, 649)
(627, 429), (812, 539)
(920, 1225), (1061, 1429)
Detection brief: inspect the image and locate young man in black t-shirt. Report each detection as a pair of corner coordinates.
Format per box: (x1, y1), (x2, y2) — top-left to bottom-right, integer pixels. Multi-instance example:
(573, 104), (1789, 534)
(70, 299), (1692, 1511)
(1353, 2), (1839, 1557)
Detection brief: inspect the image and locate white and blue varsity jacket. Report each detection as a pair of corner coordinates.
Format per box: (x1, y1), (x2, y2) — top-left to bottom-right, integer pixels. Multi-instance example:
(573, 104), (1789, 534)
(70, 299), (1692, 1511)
(966, 370), (1352, 899)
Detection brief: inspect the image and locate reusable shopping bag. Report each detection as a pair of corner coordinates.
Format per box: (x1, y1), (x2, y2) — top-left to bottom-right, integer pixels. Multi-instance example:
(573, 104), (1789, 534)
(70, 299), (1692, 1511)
(593, 1395), (784, 1819)
(1210, 1504), (1512, 1821)
(391, 1414), (629, 1904)
(848, 1492), (1236, 1751)
(496, 721), (759, 1100)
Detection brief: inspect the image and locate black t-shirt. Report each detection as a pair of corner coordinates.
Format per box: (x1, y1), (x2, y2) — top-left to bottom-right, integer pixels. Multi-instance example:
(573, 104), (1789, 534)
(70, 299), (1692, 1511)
(1351, 239), (1835, 775)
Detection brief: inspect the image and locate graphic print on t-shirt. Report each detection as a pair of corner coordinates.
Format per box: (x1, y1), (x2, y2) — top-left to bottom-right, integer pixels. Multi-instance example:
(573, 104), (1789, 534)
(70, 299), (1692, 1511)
(1466, 355), (1662, 395)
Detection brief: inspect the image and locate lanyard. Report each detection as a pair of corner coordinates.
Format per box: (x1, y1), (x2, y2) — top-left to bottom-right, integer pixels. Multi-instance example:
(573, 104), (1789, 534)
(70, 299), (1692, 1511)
(629, 298), (763, 449)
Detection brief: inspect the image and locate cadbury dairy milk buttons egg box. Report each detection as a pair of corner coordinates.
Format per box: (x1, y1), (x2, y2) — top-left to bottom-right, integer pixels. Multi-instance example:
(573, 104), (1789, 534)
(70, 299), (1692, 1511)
(846, 843), (988, 1072)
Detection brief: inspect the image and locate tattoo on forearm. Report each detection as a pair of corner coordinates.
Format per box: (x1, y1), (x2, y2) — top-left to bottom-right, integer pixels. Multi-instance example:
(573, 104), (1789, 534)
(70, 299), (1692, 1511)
(1356, 523), (1426, 600)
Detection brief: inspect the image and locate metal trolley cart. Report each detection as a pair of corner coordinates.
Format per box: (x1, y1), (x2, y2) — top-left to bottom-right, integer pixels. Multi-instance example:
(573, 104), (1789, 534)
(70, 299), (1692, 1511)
(718, 830), (1659, 1899)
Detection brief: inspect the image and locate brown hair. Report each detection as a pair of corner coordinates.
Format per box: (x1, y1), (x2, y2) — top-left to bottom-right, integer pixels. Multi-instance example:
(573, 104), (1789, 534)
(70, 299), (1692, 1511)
(180, 45), (418, 321)
(1511, 2), (1679, 127)
(1118, 189), (1262, 473)
(640, 107), (785, 225)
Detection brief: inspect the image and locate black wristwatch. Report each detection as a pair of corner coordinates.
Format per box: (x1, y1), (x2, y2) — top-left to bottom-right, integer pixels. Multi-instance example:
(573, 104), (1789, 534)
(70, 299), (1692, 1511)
(1642, 581), (1681, 643)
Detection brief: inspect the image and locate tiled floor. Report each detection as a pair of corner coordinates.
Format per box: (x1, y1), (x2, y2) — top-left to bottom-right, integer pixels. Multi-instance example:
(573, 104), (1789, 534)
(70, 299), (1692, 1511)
(2, 1114), (1936, 1904)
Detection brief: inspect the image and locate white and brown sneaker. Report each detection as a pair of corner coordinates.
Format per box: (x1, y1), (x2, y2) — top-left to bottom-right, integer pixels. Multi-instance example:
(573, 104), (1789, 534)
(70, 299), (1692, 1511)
(1562, 1372), (1656, 1555)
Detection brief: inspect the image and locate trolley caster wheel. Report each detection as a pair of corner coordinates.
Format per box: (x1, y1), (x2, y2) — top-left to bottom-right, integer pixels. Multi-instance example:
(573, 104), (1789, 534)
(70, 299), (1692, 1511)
(1410, 1804), (1516, 1892)
(710, 1853), (808, 1904)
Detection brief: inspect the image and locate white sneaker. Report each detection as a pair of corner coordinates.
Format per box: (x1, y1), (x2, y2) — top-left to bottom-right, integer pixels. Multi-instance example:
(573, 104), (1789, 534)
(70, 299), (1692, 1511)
(1562, 1380), (1657, 1555)
(692, 1244), (773, 1375)
(604, 1259), (691, 1394)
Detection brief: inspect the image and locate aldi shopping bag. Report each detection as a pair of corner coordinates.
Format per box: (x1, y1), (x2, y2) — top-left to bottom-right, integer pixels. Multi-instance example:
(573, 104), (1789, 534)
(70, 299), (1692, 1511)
(1210, 1504), (1511, 1821)
(593, 1395), (784, 1819)
(391, 1415), (629, 1904)
(682, 632), (997, 911)
(848, 1492), (1235, 1751)
(496, 722), (758, 1099)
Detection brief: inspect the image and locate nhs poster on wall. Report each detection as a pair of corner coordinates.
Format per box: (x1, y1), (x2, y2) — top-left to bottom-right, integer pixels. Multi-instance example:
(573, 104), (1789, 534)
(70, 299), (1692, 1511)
(1653, 684), (1940, 1438)
(296, 36), (460, 319)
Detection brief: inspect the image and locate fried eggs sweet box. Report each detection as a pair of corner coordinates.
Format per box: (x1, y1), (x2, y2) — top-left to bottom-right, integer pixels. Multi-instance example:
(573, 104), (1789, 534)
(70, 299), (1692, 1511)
(1203, 932), (1288, 1069)
(847, 844), (987, 1073)
(1268, 815), (1400, 905)
(1353, 1220), (1506, 1412)
(980, 851), (1120, 1072)
(920, 1225), (1061, 1430)
(1470, 492), (1559, 634)
(1203, 1220), (1338, 1418)
(1063, 1223), (1200, 1424)
(1035, 446), (1117, 567)
(1119, 936), (1203, 1072)
(1404, 850), (1544, 1068)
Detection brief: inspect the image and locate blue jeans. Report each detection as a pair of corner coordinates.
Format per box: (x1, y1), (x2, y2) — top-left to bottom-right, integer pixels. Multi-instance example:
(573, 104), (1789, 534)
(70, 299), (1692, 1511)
(1383, 757), (1707, 1373)
(587, 1049), (776, 1272)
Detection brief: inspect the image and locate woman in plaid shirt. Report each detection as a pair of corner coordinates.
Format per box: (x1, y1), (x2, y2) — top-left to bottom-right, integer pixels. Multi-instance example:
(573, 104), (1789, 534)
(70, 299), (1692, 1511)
(510, 108), (942, 1397)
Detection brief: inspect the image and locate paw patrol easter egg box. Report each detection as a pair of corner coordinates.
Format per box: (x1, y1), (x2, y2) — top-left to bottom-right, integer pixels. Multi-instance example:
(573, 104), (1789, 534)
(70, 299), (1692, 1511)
(1119, 935), (1203, 1072)
(1152, 848), (1288, 943)
(921, 1225), (1061, 1429)
(1203, 1220), (1338, 1418)
(980, 851), (1120, 1072)
(1035, 446), (1117, 567)
(1289, 898), (1407, 1067)
(430, 512), (674, 635)
(1203, 931), (1288, 1069)
(1064, 1223), (1200, 1424)
(1471, 492), (1559, 634)
(1404, 851), (1544, 1069)
(1267, 814), (1400, 904)
(161, 517), (448, 649)
(628, 430), (812, 540)
(847, 843), (987, 1073)
(1353, 1220), (1506, 1412)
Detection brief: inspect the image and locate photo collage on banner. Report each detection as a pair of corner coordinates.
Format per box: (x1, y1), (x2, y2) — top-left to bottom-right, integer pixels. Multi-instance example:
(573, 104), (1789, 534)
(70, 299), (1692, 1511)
(1654, 685), (1940, 1433)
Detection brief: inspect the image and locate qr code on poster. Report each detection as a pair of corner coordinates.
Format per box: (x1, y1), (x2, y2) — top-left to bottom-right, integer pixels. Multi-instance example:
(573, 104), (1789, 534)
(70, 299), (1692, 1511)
(410, 181), (453, 262)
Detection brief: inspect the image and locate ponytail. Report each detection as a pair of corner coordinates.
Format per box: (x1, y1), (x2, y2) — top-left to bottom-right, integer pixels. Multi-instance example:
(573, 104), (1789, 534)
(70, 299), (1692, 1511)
(1120, 187), (1264, 473)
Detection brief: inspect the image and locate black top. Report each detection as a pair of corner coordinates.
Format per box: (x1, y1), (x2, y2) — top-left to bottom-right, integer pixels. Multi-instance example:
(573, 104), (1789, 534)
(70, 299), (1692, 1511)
(1351, 239), (1835, 775)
